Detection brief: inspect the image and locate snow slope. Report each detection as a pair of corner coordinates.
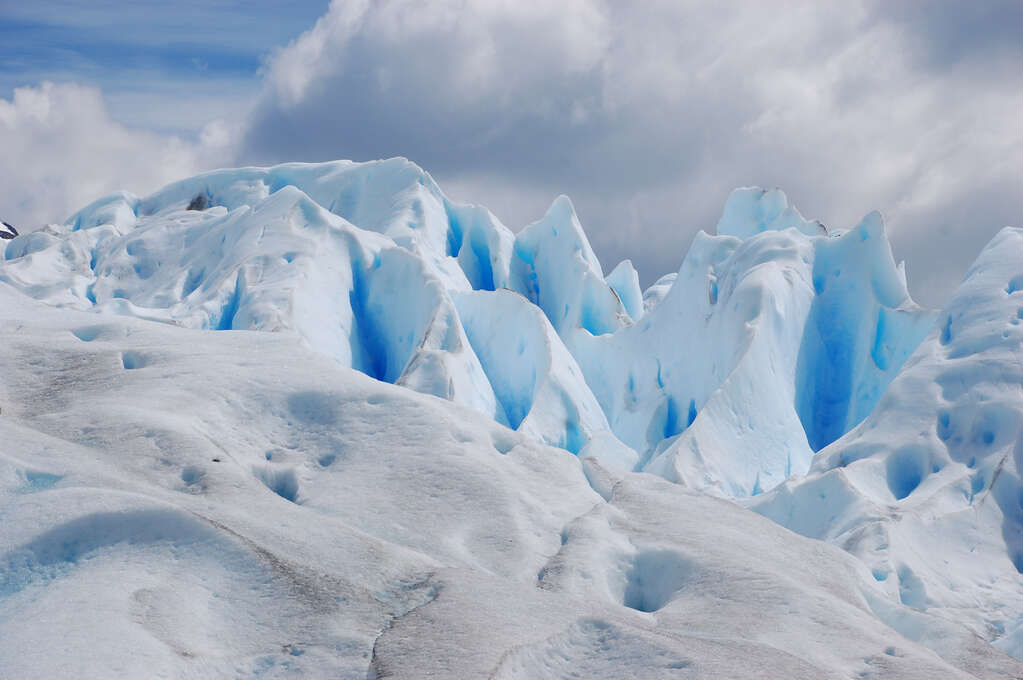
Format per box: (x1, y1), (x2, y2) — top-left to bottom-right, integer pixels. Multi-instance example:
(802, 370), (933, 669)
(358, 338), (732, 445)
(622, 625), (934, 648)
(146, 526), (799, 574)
(753, 226), (1023, 659)
(0, 283), (1017, 679)
(0, 160), (935, 497)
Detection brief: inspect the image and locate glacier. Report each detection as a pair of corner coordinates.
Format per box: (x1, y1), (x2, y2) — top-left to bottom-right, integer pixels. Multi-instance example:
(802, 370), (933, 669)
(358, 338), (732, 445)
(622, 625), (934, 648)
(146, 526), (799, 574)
(2, 157), (1022, 677)
(0, 159), (933, 495)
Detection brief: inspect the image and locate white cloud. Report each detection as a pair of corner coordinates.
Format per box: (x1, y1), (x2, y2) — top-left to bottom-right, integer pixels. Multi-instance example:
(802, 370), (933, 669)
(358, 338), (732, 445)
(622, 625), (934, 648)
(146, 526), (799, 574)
(264, 0), (610, 109)
(0, 82), (234, 228)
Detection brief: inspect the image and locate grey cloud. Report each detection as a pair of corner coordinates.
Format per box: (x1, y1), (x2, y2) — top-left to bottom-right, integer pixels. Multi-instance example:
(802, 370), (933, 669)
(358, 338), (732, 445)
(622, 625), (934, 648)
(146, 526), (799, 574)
(869, 0), (1023, 71)
(236, 1), (1023, 306)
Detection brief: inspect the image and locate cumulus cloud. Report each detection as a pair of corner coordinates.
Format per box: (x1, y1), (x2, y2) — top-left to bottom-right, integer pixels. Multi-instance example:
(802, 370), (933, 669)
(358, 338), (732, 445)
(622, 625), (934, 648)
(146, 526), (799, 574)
(0, 82), (233, 228)
(240, 0), (1023, 306)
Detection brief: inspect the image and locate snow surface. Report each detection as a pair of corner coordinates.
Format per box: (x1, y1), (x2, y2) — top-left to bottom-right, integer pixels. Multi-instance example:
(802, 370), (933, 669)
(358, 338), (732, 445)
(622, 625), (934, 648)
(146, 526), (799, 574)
(1, 158), (1021, 676)
(0, 283), (1017, 678)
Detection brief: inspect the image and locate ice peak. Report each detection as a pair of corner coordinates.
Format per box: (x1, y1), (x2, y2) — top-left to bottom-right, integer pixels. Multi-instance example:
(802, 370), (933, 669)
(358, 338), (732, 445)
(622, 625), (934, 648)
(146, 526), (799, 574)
(519, 194), (602, 274)
(716, 186), (825, 240)
(509, 193), (626, 338)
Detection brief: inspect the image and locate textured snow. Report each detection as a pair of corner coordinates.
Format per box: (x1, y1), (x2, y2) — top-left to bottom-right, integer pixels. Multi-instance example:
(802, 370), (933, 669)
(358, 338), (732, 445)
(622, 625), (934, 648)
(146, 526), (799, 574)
(0, 283), (1017, 678)
(3, 158), (1023, 676)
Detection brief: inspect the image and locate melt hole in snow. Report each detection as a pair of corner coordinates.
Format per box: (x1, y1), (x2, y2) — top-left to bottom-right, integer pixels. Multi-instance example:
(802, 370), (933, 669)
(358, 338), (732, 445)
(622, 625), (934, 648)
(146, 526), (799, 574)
(120, 351), (148, 370)
(254, 466), (300, 503)
(623, 550), (694, 613)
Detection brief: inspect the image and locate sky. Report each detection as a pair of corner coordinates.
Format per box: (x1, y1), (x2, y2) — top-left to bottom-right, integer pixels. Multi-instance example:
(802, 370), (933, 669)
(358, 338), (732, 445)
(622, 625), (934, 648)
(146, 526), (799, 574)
(2, 0), (1022, 307)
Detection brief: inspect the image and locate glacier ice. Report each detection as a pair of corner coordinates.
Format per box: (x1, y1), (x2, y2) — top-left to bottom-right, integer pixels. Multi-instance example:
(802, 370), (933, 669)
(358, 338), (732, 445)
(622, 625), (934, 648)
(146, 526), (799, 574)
(605, 259), (644, 321)
(4, 157), (1023, 676)
(752, 226), (1023, 658)
(1, 161), (934, 495)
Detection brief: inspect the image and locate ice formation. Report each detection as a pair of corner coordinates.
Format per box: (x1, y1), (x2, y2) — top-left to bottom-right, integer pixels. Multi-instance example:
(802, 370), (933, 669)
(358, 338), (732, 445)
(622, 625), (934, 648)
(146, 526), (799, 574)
(4, 158), (1023, 676)
(0, 160), (933, 497)
(752, 226), (1023, 658)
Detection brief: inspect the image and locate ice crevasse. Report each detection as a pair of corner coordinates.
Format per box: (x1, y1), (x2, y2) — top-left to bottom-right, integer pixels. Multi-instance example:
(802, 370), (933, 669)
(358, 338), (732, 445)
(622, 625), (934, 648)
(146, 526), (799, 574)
(0, 159), (936, 496)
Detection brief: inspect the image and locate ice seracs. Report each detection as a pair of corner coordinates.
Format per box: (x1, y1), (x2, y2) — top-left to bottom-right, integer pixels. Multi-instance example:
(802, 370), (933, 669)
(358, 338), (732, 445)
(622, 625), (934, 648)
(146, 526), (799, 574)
(510, 194), (628, 338)
(715, 186), (827, 239)
(0, 163), (934, 495)
(570, 188), (933, 496)
(752, 225), (1023, 659)
(455, 288), (615, 455)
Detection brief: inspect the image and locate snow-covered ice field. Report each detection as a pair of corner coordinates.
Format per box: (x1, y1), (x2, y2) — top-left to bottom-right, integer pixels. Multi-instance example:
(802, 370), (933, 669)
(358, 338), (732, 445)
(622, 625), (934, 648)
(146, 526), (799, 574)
(2, 159), (1022, 678)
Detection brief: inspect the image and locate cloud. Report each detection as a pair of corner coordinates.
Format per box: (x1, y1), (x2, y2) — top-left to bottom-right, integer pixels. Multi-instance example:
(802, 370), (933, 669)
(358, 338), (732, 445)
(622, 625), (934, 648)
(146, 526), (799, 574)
(0, 81), (233, 228)
(239, 0), (1023, 306)
(3, 2), (1018, 309)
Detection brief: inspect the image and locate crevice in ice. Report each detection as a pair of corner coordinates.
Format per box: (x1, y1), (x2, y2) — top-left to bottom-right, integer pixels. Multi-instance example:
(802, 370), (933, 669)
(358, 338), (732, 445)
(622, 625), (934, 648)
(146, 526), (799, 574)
(466, 229), (496, 292)
(215, 271), (245, 331)
(795, 288), (863, 452)
(366, 576), (441, 679)
(445, 205), (499, 291)
(182, 266), (204, 297)
(349, 265), (388, 381)
(940, 315), (953, 345)
(663, 396), (681, 440)
(446, 220), (462, 258)
(794, 220), (933, 452)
